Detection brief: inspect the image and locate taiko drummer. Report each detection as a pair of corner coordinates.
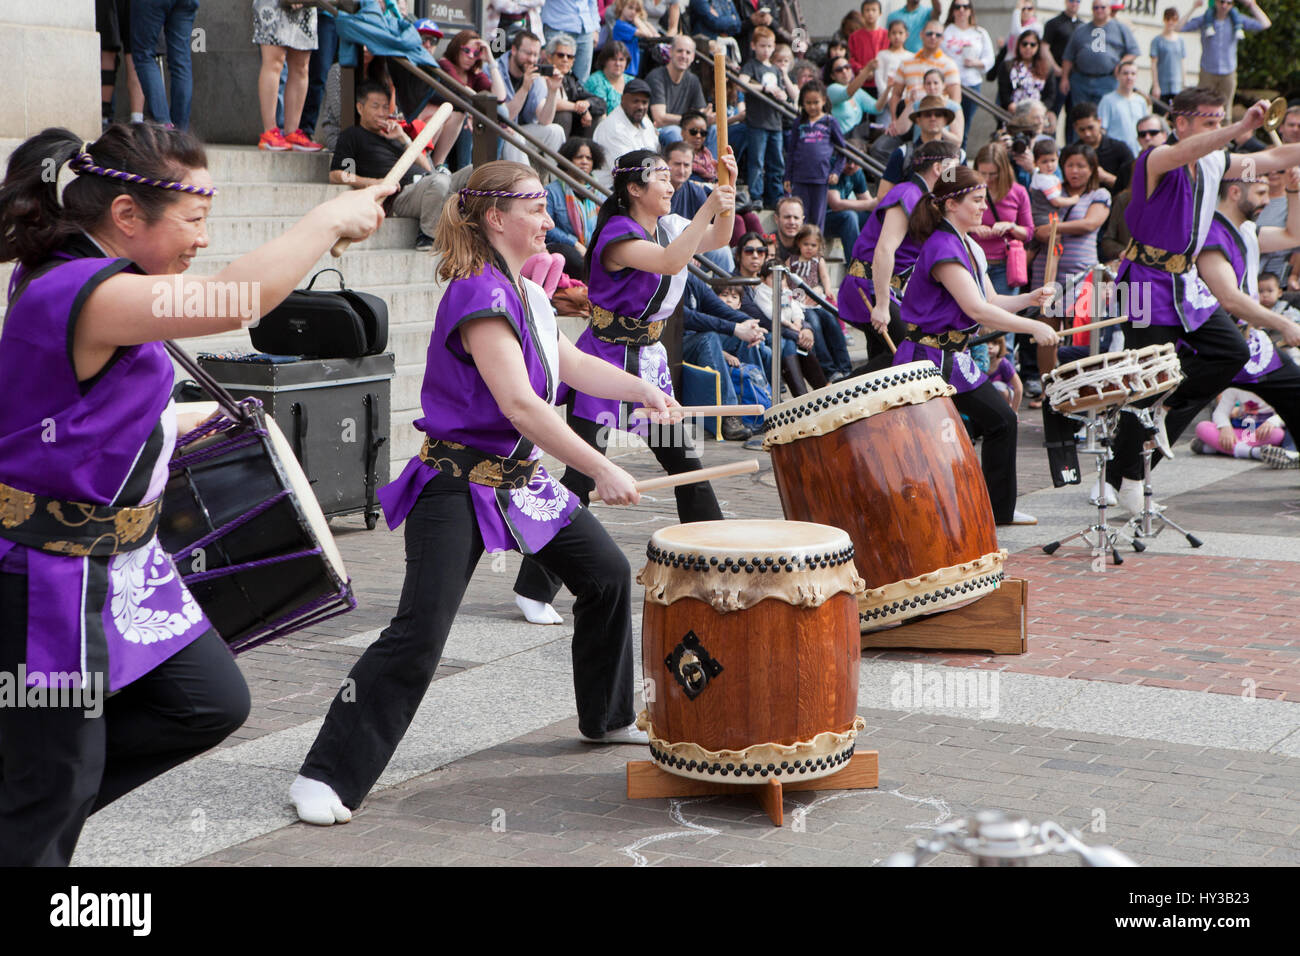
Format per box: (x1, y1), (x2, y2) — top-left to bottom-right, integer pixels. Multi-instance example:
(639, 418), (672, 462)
(885, 165), (1060, 527)
(0, 123), (391, 865)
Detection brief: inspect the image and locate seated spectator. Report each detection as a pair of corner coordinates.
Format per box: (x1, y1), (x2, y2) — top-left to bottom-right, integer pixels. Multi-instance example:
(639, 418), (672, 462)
(1096, 61), (1145, 157)
(329, 80), (471, 250)
(648, 34), (710, 145)
(997, 29), (1057, 113)
(1258, 169), (1300, 287)
(643, 0), (682, 38)
(825, 144), (877, 262)
(877, 94), (961, 197)
(773, 194), (805, 263)
(827, 56), (878, 141)
(734, 231), (826, 394)
(498, 30), (566, 166)
(440, 30), (502, 96)
(821, 31), (853, 85)
(592, 78), (659, 184)
(585, 41), (631, 115)
(788, 223), (836, 307)
(755, 253), (849, 381)
(690, 0), (743, 63)
(545, 137), (605, 279)
(986, 335), (1023, 410)
(544, 33), (606, 138)
(738, 1), (796, 62)
(681, 111), (717, 181)
(1070, 101), (1133, 193)
(891, 68), (963, 151)
(848, 0), (889, 83)
(1259, 272), (1300, 362)
(1190, 389), (1293, 464)
(610, 0), (658, 75)
(665, 142), (734, 273)
(873, 20), (911, 105)
(681, 275), (771, 440)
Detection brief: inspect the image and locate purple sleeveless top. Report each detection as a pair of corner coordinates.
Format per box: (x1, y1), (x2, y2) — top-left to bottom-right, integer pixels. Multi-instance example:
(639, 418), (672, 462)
(840, 175), (926, 327)
(0, 247), (212, 691)
(1119, 146), (1227, 332)
(567, 214), (684, 427)
(894, 221), (989, 394)
(377, 263), (579, 555)
(1203, 214), (1285, 385)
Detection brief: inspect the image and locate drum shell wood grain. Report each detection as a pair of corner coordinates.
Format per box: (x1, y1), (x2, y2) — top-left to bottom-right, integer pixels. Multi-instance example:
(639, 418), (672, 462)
(643, 593), (860, 753)
(768, 396), (999, 593)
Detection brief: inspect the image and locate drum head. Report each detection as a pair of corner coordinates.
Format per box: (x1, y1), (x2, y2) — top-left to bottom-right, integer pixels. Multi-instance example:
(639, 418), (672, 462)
(650, 519), (851, 557)
(262, 414), (349, 584)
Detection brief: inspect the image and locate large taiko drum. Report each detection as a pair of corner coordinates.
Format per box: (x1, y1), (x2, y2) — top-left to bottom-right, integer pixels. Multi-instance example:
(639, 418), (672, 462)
(762, 362), (1006, 631)
(637, 520), (867, 782)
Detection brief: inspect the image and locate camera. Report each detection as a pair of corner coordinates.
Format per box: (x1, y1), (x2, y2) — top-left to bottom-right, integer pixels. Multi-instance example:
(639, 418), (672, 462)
(1011, 135), (1031, 155)
(539, 64), (555, 76)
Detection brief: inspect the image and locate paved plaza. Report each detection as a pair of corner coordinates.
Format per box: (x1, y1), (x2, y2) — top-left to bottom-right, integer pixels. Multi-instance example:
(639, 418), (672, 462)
(72, 416), (1300, 868)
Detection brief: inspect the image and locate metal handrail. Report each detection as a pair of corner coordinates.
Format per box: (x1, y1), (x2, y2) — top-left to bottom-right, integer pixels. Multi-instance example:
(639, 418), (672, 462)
(960, 84), (1013, 126)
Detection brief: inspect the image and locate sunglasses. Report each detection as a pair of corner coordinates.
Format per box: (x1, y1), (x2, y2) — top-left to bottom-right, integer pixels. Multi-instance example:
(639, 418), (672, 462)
(1020, 39), (1039, 46)
(1137, 128), (1161, 138)
(551, 51), (574, 60)
(683, 126), (706, 135)
(923, 31), (942, 37)
(834, 63), (852, 71)
(954, 3), (971, 7)
(742, 246), (767, 254)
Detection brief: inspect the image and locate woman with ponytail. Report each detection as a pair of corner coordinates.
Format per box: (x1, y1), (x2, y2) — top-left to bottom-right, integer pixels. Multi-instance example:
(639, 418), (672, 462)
(0, 123), (390, 865)
(891, 164), (1060, 526)
(511, 146), (737, 626)
(290, 161), (677, 826)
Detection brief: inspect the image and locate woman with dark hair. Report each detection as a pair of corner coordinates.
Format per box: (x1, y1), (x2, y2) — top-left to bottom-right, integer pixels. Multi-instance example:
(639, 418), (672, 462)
(512, 147), (737, 625)
(734, 230), (825, 396)
(584, 40), (632, 115)
(1029, 142), (1109, 291)
(996, 29), (1058, 113)
(891, 164), (1059, 526)
(0, 123), (390, 864)
(941, 0), (995, 148)
(291, 160), (673, 825)
(546, 137), (606, 279)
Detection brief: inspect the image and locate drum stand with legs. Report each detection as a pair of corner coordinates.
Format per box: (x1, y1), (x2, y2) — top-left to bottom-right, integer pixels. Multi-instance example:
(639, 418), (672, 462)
(1042, 405), (1141, 564)
(1121, 406), (1204, 549)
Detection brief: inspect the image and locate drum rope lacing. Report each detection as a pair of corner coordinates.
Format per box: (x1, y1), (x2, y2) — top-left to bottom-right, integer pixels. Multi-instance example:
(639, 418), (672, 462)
(1043, 353), (1141, 409)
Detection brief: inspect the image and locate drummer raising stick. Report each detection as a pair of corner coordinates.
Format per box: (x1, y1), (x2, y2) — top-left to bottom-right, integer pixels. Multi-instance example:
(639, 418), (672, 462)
(885, 165), (1060, 526)
(291, 161), (686, 826)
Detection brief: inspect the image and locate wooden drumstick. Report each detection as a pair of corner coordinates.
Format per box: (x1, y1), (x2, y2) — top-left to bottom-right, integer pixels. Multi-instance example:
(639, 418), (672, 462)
(629, 404), (764, 419)
(713, 52), (732, 219)
(1043, 214), (1061, 288)
(1059, 316), (1127, 337)
(588, 459), (760, 503)
(329, 102), (455, 258)
(858, 286), (897, 354)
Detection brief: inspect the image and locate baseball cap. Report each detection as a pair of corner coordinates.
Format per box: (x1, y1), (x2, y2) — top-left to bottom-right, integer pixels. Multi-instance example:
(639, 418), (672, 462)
(624, 79), (652, 97)
(415, 18), (443, 39)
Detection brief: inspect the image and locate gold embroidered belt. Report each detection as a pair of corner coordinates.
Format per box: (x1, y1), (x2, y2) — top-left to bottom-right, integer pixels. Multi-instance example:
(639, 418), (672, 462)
(1121, 239), (1190, 275)
(420, 439), (539, 489)
(903, 324), (969, 349)
(0, 480), (160, 557)
(590, 305), (665, 347)
(847, 260), (904, 292)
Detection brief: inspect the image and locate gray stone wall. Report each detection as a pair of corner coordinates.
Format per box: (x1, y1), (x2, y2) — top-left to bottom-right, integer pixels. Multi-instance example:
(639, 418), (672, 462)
(0, 0), (100, 139)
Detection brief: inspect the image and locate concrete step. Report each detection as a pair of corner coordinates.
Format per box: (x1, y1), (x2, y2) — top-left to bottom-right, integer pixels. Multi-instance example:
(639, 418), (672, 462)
(202, 215), (419, 255)
(209, 181), (351, 217)
(203, 145), (336, 185)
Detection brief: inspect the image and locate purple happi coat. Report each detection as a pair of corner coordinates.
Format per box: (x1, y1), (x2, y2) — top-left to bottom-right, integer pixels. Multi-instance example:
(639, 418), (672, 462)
(378, 263), (579, 555)
(1119, 146), (1226, 332)
(0, 241), (212, 692)
(1202, 213), (1286, 386)
(895, 220), (989, 394)
(568, 214), (684, 428)
(840, 175), (926, 327)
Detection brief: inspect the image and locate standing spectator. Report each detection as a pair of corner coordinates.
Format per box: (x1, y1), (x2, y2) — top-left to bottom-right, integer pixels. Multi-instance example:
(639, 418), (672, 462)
(738, 1), (794, 61)
(542, 0), (602, 82)
(827, 57), (877, 141)
(1070, 101), (1132, 192)
(825, 143), (878, 262)
(592, 78), (659, 183)
(942, 1), (995, 147)
(783, 81), (846, 231)
(1029, 142), (1110, 297)
(848, 0), (889, 85)
(897, 19), (962, 105)
(488, 0), (546, 45)
(1098, 114), (1164, 262)
(1042, 0), (1082, 71)
(690, 0), (743, 63)
(544, 34), (605, 139)
(874, 19), (911, 102)
(252, 0), (322, 150)
(1149, 7), (1186, 106)
(1179, 0), (1270, 112)
(877, 94), (958, 196)
(132, 0), (200, 130)
(739, 26), (789, 212)
(545, 137), (605, 278)
(585, 41), (631, 114)
(973, 141), (1033, 294)
(301, 7), (341, 141)
(97, 0), (146, 127)
(1004, 0), (1043, 54)
(498, 30), (566, 165)
(1258, 167), (1300, 286)
(1060, 1), (1139, 109)
(648, 34), (709, 145)
(997, 29), (1058, 113)
(887, 0), (942, 54)
(1097, 60), (1146, 156)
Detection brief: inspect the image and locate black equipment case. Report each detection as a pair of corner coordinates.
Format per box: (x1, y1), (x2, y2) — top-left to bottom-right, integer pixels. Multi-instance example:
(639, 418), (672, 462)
(196, 354), (395, 529)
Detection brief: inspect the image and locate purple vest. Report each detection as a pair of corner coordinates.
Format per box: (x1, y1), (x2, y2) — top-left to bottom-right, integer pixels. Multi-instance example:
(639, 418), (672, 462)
(569, 214), (682, 427)
(1119, 146), (1226, 332)
(377, 263), (579, 555)
(0, 250), (211, 691)
(894, 221), (989, 394)
(840, 176), (925, 327)
(1203, 213), (1285, 385)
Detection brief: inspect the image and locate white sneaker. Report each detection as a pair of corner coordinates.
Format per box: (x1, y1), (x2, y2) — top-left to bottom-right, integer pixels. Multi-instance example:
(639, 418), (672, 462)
(580, 723), (649, 745)
(1088, 479), (1118, 507)
(1258, 445), (1300, 470)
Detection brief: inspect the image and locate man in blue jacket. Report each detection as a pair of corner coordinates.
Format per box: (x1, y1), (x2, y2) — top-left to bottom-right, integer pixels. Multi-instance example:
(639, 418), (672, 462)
(682, 273), (770, 440)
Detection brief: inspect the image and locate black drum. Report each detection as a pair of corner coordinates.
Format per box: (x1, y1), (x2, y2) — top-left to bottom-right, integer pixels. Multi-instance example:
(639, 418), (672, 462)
(158, 401), (355, 653)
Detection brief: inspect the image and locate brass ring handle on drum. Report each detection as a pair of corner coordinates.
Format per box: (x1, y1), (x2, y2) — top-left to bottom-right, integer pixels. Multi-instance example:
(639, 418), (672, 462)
(678, 651), (708, 695)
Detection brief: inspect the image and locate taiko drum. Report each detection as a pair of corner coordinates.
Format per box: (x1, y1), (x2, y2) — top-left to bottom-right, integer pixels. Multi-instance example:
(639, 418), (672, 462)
(638, 520), (866, 782)
(762, 362), (1006, 630)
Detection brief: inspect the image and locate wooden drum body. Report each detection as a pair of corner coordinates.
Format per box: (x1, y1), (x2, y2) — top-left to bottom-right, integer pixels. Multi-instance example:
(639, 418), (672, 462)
(1128, 344), (1184, 402)
(637, 520), (866, 783)
(763, 362), (1006, 631)
(1043, 350), (1141, 414)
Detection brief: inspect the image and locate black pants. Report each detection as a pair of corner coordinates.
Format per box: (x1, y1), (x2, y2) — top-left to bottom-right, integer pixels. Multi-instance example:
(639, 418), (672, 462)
(1112, 310), (1251, 483)
(849, 298), (905, 375)
(514, 412), (722, 604)
(301, 474), (636, 810)
(954, 380), (1019, 524)
(0, 571), (249, 866)
(1240, 348), (1300, 436)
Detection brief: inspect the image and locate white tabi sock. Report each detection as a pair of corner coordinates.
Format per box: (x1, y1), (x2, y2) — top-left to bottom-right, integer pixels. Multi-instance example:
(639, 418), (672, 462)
(290, 774), (352, 826)
(129, 112), (144, 123)
(515, 594), (563, 625)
